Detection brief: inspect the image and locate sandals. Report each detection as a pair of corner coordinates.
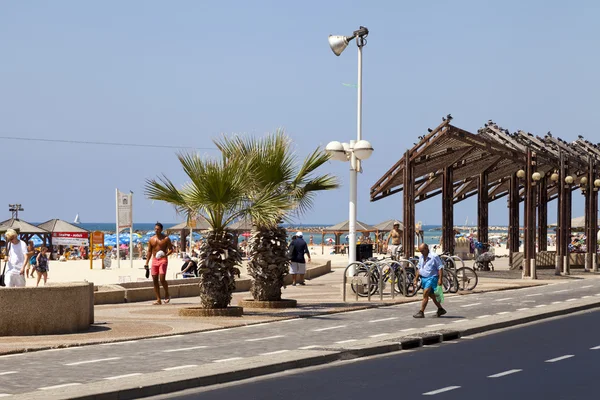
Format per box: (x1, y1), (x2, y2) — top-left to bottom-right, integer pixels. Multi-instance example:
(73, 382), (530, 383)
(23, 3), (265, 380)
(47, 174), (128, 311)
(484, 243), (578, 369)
(164, 297), (171, 304)
(153, 301), (162, 305)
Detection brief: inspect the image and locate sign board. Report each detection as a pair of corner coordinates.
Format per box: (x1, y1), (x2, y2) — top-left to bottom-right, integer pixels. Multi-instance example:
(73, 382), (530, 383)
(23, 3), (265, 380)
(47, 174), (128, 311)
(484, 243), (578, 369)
(92, 231), (104, 246)
(52, 232), (89, 246)
(117, 191), (133, 228)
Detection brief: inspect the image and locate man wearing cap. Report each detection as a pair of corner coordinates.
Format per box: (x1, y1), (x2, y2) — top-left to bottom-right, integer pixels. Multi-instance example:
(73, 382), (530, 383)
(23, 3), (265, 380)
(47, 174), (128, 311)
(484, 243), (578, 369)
(387, 222), (402, 258)
(180, 254), (198, 278)
(289, 231), (311, 286)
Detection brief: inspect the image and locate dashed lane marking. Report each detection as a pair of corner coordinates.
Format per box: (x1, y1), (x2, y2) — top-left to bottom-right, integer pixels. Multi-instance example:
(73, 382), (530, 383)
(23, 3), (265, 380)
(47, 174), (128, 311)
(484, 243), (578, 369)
(581, 285), (593, 289)
(260, 350), (290, 356)
(104, 373), (143, 380)
(369, 333), (389, 338)
(39, 383), (81, 391)
(460, 303), (481, 308)
(476, 315), (490, 319)
(0, 394), (11, 398)
(245, 335), (284, 342)
(298, 345), (320, 350)
(426, 324), (445, 328)
(313, 325), (347, 332)
(64, 357), (121, 366)
(163, 365), (197, 371)
(496, 312), (510, 315)
(590, 345), (600, 350)
(163, 346), (209, 353)
(452, 319), (467, 323)
(534, 304), (547, 308)
(525, 293), (542, 297)
(566, 298), (577, 302)
(400, 328), (416, 332)
(545, 355), (574, 363)
(423, 386), (461, 396)
(488, 369), (522, 378)
(335, 339), (358, 344)
(368, 317), (398, 323)
(213, 358), (243, 363)
(495, 298), (513, 302)
(517, 308), (530, 311)
(551, 301), (562, 304)
(0, 372), (17, 376)
(551, 289), (570, 294)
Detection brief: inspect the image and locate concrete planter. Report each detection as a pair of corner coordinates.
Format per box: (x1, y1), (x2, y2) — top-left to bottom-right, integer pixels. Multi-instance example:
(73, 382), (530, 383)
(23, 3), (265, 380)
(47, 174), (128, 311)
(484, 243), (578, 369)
(178, 306), (243, 317)
(238, 299), (297, 308)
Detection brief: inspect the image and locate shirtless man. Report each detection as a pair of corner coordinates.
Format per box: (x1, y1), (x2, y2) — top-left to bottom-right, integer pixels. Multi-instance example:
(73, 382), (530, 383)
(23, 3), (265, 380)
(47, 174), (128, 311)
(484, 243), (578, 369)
(387, 222), (402, 258)
(145, 222), (173, 305)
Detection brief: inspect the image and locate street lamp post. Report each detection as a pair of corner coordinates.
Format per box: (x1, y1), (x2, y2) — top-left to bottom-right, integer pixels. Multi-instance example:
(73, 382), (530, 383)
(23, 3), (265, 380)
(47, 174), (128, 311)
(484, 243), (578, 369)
(326, 26), (373, 274)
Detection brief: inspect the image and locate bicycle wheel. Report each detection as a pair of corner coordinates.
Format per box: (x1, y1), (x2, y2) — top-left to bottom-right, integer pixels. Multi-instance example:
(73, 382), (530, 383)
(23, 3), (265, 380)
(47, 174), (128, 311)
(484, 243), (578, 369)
(398, 268), (420, 297)
(456, 267), (478, 291)
(350, 268), (379, 297)
(442, 269), (458, 293)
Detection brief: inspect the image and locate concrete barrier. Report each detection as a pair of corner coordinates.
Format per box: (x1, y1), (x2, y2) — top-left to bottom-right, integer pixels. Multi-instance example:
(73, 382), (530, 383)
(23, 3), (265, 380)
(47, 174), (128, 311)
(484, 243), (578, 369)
(94, 284), (126, 305)
(0, 282), (94, 336)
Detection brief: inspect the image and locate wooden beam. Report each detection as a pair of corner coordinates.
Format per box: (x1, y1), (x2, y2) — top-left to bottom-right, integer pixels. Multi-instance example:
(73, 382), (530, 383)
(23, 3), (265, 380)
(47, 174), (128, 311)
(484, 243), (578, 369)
(478, 171), (489, 243)
(537, 178), (548, 251)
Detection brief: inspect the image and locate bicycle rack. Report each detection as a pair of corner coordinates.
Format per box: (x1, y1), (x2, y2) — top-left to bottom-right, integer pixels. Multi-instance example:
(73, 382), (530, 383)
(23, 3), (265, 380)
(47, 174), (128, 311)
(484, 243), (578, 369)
(343, 258), (417, 302)
(343, 262), (368, 302)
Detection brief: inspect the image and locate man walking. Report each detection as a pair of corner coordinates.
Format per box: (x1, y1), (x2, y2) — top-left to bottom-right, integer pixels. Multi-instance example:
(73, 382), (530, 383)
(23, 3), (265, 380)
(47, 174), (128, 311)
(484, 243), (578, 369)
(413, 243), (446, 318)
(3, 229), (28, 287)
(387, 221), (402, 258)
(290, 231), (311, 286)
(144, 222), (173, 305)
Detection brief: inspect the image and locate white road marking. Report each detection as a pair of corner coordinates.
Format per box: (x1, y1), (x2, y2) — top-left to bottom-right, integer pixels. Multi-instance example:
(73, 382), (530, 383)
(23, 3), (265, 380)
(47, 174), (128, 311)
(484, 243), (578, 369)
(369, 333), (389, 338)
(213, 357), (243, 363)
(313, 325), (346, 332)
(590, 345), (600, 350)
(582, 296), (592, 299)
(534, 304), (547, 308)
(101, 340), (139, 346)
(545, 355), (574, 363)
(488, 369), (522, 378)
(425, 311), (437, 315)
(0, 371), (17, 376)
(476, 315), (490, 319)
(525, 293), (542, 297)
(426, 323), (445, 328)
(423, 386), (461, 395)
(400, 328), (416, 332)
(298, 345), (320, 349)
(163, 346), (209, 353)
(551, 301), (562, 304)
(452, 319), (467, 323)
(260, 350), (290, 356)
(163, 365), (197, 371)
(39, 383), (81, 390)
(496, 311), (510, 315)
(596, 293), (600, 297)
(566, 298), (577, 302)
(0, 395), (11, 398)
(245, 335), (284, 342)
(495, 298), (513, 302)
(335, 339), (358, 344)
(517, 308), (530, 311)
(522, 300), (536, 303)
(460, 303), (481, 308)
(65, 357), (121, 366)
(461, 336), (475, 340)
(150, 335), (184, 340)
(346, 309), (368, 314)
(368, 317), (397, 323)
(581, 285), (593, 289)
(551, 289), (570, 294)
(104, 373), (143, 380)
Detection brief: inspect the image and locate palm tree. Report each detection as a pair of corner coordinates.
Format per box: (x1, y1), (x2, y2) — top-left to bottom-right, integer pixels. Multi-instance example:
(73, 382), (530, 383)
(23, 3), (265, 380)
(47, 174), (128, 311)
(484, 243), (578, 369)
(215, 129), (339, 302)
(145, 152), (291, 309)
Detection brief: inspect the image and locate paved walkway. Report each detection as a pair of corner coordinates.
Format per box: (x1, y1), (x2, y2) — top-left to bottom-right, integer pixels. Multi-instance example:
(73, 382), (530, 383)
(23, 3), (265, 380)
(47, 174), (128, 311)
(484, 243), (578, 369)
(2, 257), (597, 355)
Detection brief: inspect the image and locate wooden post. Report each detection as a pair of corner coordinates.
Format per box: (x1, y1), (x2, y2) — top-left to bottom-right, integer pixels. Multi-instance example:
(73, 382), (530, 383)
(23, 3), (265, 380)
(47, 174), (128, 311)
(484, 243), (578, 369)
(523, 149), (537, 278)
(565, 176), (572, 275)
(556, 153), (565, 275)
(442, 166), (454, 255)
(508, 173), (520, 267)
(537, 177), (548, 252)
(591, 161), (599, 272)
(403, 151), (415, 258)
(477, 171), (489, 244)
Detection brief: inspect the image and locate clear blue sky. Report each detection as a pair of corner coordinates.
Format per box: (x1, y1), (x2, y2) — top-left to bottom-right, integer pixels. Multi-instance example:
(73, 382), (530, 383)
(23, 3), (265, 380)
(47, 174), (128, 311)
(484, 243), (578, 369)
(1, 1), (598, 226)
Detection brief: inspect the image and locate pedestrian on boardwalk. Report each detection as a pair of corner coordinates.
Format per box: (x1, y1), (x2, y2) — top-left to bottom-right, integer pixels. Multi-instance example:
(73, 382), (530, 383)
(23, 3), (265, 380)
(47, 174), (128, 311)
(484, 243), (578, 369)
(144, 222), (173, 305)
(413, 243), (446, 318)
(25, 240), (36, 278)
(35, 246), (49, 286)
(3, 229), (28, 287)
(289, 232), (311, 286)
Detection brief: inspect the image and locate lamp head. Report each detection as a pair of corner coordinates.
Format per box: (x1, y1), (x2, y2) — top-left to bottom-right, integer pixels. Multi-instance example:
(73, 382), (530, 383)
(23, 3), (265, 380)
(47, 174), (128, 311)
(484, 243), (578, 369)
(353, 140), (374, 160)
(581, 177), (588, 185)
(551, 172), (559, 182)
(328, 35), (350, 56)
(516, 169), (526, 179)
(565, 175), (574, 185)
(532, 172), (541, 181)
(325, 141), (348, 161)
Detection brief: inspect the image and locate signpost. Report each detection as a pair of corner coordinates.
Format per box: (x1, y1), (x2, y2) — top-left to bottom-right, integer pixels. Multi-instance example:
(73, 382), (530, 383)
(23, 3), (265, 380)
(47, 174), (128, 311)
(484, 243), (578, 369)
(116, 189), (133, 269)
(90, 231), (104, 269)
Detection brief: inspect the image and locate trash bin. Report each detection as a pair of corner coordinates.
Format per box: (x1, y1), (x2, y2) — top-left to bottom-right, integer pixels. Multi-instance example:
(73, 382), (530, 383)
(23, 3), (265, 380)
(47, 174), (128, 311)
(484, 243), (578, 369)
(356, 244), (373, 261)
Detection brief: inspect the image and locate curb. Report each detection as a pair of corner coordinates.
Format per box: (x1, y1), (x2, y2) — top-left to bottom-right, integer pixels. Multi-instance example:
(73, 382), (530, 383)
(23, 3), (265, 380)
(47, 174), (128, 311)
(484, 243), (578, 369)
(18, 298), (600, 400)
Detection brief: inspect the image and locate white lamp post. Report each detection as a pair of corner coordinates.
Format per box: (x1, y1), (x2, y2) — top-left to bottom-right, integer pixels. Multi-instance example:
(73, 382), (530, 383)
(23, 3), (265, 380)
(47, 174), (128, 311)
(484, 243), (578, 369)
(326, 27), (373, 274)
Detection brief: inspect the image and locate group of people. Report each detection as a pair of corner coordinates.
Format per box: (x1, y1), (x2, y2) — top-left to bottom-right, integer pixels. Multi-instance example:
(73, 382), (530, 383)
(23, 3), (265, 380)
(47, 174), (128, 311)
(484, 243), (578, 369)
(1, 229), (49, 287)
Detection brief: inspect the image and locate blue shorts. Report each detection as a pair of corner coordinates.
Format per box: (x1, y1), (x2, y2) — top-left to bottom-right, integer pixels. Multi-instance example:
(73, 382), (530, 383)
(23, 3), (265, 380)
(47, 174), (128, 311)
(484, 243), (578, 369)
(421, 275), (438, 291)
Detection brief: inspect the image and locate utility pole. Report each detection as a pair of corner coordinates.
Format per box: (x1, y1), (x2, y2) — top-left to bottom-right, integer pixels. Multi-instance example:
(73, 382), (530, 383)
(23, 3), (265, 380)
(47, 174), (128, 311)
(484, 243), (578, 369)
(8, 204), (24, 219)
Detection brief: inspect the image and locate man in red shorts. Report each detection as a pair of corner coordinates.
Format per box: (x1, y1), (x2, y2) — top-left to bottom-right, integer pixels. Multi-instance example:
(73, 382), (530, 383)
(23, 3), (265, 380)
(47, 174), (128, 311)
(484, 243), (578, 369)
(145, 222), (174, 305)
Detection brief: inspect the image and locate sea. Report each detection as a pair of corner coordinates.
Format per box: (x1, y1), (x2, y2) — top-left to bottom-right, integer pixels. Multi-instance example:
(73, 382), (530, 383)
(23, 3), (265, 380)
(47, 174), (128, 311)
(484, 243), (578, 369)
(72, 223), (509, 246)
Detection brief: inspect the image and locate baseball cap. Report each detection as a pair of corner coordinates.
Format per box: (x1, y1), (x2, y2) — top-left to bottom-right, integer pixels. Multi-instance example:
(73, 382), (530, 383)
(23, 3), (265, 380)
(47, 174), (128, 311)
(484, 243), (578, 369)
(183, 254), (191, 260)
(296, 231), (303, 237)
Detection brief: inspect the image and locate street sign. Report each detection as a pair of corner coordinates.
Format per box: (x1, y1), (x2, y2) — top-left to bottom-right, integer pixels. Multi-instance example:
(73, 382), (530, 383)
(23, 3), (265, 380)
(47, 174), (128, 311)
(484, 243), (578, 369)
(52, 232), (89, 246)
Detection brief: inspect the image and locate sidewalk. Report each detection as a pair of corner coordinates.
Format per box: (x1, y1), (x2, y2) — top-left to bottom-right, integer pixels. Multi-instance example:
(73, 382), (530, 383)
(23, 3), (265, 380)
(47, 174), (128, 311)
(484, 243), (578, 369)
(3, 257), (597, 355)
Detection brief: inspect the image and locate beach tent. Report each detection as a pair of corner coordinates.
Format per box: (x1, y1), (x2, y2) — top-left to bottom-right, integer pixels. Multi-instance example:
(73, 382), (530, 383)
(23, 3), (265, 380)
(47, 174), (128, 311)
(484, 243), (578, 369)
(165, 218), (211, 233)
(0, 218), (49, 245)
(37, 219), (89, 247)
(320, 220), (377, 255)
(229, 219), (254, 231)
(374, 219), (404, 232)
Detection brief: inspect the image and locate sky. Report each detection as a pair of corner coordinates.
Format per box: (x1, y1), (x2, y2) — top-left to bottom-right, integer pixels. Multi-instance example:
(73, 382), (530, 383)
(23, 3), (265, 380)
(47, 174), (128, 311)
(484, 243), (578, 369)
(1, 0), (599, 226)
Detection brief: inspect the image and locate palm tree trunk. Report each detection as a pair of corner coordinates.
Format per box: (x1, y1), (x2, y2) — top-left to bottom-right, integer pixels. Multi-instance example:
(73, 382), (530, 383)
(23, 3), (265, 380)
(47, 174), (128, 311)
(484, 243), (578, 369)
(198, 230), (241, 308)
(248, 227), (289, 301)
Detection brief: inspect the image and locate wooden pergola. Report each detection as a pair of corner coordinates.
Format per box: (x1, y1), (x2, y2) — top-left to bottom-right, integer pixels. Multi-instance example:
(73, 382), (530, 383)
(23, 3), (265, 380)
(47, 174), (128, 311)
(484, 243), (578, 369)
(370, 117), (596, 279)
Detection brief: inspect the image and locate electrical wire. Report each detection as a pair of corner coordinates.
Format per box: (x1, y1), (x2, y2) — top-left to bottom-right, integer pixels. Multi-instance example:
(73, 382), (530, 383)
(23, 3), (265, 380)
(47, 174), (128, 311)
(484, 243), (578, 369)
(0, 135), (217, 150)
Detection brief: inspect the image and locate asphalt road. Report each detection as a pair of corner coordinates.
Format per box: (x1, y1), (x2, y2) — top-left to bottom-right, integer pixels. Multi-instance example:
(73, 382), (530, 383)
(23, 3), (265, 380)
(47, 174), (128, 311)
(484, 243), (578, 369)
(1, 278), (599, 396)
(154, 308), (600, 400)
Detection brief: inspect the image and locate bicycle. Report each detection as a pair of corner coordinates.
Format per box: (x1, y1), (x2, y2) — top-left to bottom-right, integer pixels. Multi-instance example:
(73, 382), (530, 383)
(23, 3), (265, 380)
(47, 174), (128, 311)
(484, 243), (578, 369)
(442, 252), (478, 291)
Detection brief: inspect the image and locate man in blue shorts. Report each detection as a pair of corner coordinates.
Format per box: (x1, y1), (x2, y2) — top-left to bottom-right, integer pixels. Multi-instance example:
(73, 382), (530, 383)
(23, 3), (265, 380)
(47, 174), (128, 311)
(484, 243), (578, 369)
(413, 243), (447, 318)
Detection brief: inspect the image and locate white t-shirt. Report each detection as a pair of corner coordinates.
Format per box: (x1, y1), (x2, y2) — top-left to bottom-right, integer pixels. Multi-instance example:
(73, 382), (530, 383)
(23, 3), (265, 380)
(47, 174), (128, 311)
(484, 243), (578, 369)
(7, 240), (28, 273)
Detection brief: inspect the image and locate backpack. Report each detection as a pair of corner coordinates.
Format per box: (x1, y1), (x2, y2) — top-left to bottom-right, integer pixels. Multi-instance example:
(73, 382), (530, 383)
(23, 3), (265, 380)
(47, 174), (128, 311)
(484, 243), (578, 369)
(30, 253), (38, 266)
(286, 243), (296, 260)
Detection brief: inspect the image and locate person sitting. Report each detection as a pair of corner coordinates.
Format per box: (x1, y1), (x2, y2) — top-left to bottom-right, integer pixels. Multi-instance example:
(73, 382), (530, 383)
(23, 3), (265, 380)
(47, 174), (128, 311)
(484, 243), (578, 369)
(180, 255), (198, 278)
